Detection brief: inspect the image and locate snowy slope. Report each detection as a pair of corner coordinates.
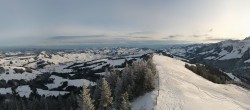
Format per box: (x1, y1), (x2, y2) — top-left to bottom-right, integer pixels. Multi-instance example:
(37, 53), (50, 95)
(153, 55), (250, 110)
(132, 91), (158, 110)
(0, 66), (42, 81)
(218, 40), (250, 60)
(164, 38), (250, 84)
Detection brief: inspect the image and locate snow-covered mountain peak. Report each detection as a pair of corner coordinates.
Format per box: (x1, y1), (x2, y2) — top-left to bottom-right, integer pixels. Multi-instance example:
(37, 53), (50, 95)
(163, 37), (250, 84)
(219, 39), (239, 47)
(37, 51), (51, 59)
(243, 36), (250, 41)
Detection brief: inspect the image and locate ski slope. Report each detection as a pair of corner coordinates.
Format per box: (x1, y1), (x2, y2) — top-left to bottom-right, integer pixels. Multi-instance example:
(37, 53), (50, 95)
(153, 55), (250, 110)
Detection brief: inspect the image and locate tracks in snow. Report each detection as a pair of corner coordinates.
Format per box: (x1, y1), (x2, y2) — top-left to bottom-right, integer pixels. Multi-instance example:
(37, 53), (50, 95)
(153, 55), (250, 110)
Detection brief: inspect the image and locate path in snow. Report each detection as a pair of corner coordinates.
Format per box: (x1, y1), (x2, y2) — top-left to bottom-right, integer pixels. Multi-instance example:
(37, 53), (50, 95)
(153, 55), (250, 110)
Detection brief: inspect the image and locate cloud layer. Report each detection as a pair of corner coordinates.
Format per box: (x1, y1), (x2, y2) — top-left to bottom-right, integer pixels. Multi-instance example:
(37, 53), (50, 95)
(0, 0), (250, 46)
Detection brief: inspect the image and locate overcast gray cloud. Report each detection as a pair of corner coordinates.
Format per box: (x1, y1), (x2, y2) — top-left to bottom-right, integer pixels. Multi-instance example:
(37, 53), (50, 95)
(204, 37), (231, 42)
(0, 0), (250, 47)
(162, 35), (183, 39)
(192, 34), (208, 38)
(49, 35), (105, 40)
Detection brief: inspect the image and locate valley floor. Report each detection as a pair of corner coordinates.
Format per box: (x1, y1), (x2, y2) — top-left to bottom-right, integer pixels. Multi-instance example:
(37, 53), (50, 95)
(133, 55), (250, 110)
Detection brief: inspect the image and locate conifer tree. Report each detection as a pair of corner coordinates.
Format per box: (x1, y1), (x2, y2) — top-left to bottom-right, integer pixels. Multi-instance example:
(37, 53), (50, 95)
(82, 85), (95, 110)
(113, 77), (123, 109)
(144, 68), (155, 91)
(93, 79), (102, 107)
(105, 68), (119, 94)
(147, 59), (157, 75)
(120, 92), (130, 110)
(68, 92), (77, 109)
(99, 78), (113, 110)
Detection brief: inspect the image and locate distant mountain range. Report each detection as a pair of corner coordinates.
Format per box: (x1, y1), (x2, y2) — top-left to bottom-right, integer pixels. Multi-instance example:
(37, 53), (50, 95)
(163, 37), (250, 84)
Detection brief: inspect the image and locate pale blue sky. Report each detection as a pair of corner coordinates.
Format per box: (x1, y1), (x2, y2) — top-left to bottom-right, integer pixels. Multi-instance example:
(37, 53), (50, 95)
(0, 0), (250, 46)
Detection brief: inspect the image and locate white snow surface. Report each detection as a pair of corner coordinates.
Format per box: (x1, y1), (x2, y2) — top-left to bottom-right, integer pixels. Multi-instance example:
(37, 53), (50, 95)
(107, 59), (125, 66)
(0, 88), (12, 94)
(204, 56), (216, 60)
(0, 66), (42, 81)
(224, 72), (241, 82)
(37, 52), (102, 65)
(16, 85), (32, 97)
(133, 55), (250, 110)
(244, 59), (250, 63)
(132, 91), (158, 110)
(0, 85), (69, 97)
(46, 75), (95, 89)
(218, 40), (250, 60)
(199, 49), (215, 55)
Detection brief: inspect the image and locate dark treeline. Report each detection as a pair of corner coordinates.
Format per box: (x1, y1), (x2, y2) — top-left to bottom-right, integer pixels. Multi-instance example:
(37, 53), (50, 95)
(0, 93), (78, 110)
(185, 63), (232, 84)
(82, 55), (157, 110)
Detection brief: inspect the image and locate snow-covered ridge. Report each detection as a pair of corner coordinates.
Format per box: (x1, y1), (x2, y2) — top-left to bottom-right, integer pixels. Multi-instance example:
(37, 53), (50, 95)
(163, 38), (250, 84)
(152, 55), (250, 110)
(164, 38), (250, 61)
(37, 51), (102, 65)
(217, 40), (250, 60)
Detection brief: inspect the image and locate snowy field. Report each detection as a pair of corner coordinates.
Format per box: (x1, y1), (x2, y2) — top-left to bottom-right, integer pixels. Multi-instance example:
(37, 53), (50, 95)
(0, 49), (149, 98)
(133, 55), (250, 110)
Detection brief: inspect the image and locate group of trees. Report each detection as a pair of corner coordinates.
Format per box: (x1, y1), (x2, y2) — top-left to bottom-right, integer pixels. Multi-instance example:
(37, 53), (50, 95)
(185, 62), (250, 90)
(185, 63), (231, 84)
(82, 56), (157, 110)
(0, 93), (78, 110)
(0, 54), (157, 110)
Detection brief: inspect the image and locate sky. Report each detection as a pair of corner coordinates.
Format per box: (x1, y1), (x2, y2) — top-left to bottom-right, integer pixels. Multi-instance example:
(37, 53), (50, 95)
(0, 0), (250, 47)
